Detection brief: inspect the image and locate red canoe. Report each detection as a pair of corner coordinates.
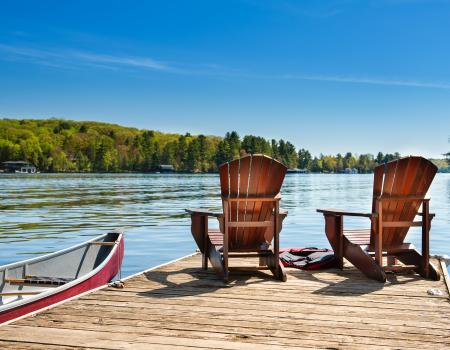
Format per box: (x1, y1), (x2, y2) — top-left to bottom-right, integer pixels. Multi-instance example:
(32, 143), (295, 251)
(0, 229), (124, 325)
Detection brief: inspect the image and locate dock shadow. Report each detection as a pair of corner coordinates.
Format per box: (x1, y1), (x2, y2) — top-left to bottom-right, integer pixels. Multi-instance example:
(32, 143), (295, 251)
(287, 268), (422, 296)
(137, 267), (271, 299)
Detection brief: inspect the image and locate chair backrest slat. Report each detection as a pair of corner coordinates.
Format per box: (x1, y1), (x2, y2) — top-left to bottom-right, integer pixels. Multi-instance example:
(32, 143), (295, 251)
(371, 164), (384, 213)
(381, 157), (411, 246)
(227, 159), (240, 244)
(370, 156), (437, 247)
(246, 155), (271, 248)
(219, 163), (229, 197)
(236, 155), (251, 245)
(219, 154), (287, 250)
(394, 157), (437, 244)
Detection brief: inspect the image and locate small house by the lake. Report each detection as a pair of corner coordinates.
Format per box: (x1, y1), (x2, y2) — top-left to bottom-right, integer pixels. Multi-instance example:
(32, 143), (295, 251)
(287, 168), (308, 174)
(344, 167), (358, 174)
(159, 164), (175, 173)
(1, 161), (37, 174)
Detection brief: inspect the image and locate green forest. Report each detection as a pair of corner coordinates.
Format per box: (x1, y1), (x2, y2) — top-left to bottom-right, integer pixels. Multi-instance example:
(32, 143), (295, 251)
(0, 118), (409, 173)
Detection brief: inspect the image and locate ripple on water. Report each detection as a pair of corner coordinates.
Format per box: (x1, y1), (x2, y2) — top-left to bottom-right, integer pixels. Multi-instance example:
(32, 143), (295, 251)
(0, 173), (449, 276)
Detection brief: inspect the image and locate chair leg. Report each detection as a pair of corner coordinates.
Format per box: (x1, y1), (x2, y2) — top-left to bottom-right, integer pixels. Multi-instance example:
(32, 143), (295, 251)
(322, 213), (385, 282)
(270, 204), (285, 282)
(347, 243), (386, 282)
(396, 250), (440, 281)
(336, 216), (344, 269)
(266, 251), (286, 282)
(374, 200), (383, 267)
(422, 200), (430, 278)
(277, 260), (287, 282)
(258, 256), (265, 267)
(202, 253), (208, 270)
(223, 265), (229, 283)
(222, 209), (229, 283)
(221, 253), (229, 283)
(202, 216), (208, 270)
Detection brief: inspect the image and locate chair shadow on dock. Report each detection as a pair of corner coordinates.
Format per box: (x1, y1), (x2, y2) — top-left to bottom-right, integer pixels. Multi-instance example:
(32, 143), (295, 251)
(287, 267), (425, 296)
(136, 256), (434, 300)
(137, 267), (272, 299)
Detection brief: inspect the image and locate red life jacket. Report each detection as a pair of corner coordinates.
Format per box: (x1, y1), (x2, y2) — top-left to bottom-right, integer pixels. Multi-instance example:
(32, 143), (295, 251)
(279, 248), (337, 270)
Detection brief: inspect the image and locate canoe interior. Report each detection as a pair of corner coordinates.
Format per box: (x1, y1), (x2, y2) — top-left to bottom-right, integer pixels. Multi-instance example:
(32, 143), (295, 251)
(0, 232), (120, 307)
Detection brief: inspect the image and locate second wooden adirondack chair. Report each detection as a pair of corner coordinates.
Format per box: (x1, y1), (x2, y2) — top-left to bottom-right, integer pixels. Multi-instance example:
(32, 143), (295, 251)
(186, 154), (288, 282)
(317, 156), (440, 282)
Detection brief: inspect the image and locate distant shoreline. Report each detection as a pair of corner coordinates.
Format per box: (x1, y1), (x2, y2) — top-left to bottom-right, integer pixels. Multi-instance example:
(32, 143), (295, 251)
(1, 170), (449, 175)
(5, 118), (448, 174)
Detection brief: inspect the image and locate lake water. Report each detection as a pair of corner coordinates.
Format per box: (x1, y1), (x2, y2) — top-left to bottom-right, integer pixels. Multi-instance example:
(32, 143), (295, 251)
(0, 173), (449, 277)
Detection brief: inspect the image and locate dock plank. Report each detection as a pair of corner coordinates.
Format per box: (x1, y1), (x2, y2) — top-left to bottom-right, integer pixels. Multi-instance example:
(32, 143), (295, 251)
(0, 254), (449, 349)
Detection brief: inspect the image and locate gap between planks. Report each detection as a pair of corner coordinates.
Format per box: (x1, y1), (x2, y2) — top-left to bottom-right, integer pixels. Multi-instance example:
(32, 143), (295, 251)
(0, 253), (449, 350)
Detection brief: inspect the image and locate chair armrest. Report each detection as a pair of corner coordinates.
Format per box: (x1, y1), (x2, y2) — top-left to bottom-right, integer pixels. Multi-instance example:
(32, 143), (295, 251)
(222, 193), (281, 203)
(377, 195), (430, 202)
(418, 212), (436, 220)
(279, 208), (288, 217)
(317, 208), (374, 218)
(185, 208), (222, 218)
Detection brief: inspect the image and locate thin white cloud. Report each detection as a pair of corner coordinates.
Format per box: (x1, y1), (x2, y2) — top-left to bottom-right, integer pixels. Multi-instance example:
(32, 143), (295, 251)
(279, 74), (450, 90)
(71, 52), (168, 70)
(0, 44), (50, 59)
(0, 43), (170, 71)
(1, 43), (449, 90)
(242, 0), (347, 18)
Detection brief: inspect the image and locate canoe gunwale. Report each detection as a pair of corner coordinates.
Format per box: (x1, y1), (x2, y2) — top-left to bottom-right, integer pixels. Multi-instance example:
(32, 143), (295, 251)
(0, 229), (124, 315)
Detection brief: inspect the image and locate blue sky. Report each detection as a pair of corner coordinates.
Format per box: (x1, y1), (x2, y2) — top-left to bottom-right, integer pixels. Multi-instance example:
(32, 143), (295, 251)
(0, 0), (449, 157)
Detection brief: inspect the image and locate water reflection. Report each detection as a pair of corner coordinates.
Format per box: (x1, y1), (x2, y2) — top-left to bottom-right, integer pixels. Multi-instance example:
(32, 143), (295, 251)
(0, 173), (449, 276)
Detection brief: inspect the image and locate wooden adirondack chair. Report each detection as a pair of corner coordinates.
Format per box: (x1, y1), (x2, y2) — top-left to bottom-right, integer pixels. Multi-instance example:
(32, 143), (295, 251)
(317, 156), (440, 282)
(186, 154), (288, 282)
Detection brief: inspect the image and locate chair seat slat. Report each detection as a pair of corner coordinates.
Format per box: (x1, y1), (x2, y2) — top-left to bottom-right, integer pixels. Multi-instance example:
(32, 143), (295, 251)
(227, 221), (273, 228)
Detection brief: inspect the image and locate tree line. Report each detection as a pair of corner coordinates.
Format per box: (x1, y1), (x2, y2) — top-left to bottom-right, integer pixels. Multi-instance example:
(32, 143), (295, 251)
(0, 118), (401, 173)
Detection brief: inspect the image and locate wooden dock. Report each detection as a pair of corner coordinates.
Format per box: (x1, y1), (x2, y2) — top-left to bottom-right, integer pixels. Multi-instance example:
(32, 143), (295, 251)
(0, 253), (449, 349)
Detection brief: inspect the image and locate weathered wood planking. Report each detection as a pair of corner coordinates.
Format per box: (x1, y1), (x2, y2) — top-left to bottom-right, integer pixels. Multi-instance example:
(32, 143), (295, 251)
(0, 254), (449, 350)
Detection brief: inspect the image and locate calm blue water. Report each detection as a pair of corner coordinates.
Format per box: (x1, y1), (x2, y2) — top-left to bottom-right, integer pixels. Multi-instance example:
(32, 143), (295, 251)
(0, 173), (449, 276)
